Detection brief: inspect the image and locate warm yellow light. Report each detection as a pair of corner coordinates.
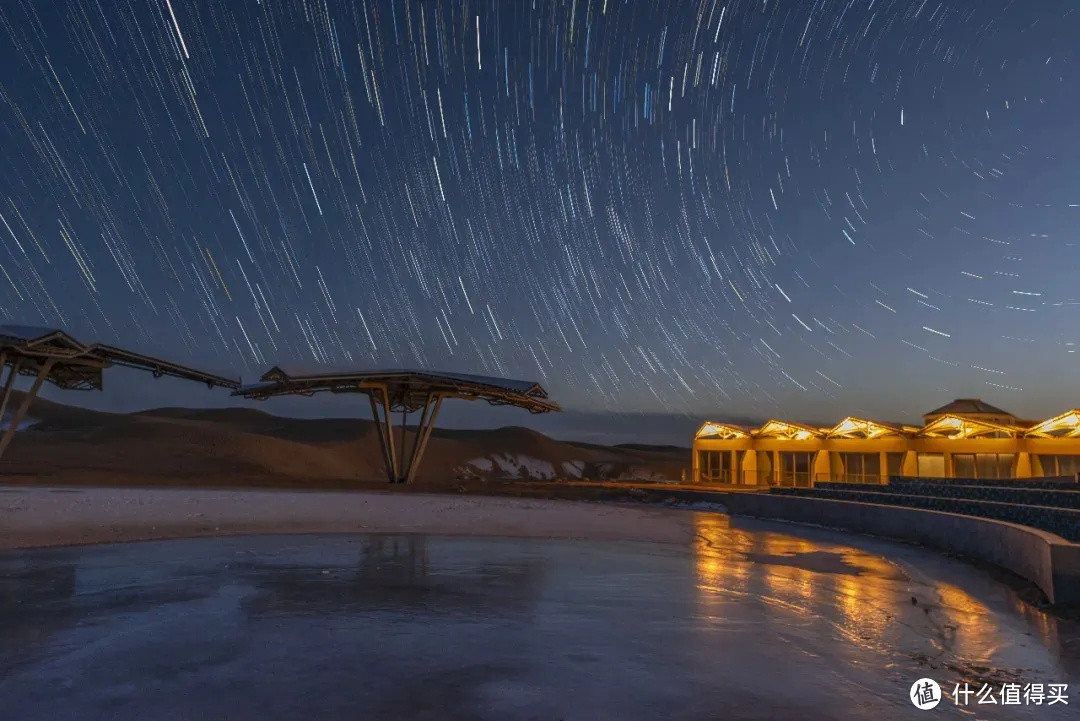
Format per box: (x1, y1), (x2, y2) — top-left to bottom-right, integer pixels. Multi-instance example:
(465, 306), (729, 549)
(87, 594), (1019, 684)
(827, 416), (903, 439)
(756, 420), (821, 440)
(695, 421), (749, 439)
(1025, 410), (1080, 438)
(833, 418), (860, 436)
(918, 414), (1020, 439)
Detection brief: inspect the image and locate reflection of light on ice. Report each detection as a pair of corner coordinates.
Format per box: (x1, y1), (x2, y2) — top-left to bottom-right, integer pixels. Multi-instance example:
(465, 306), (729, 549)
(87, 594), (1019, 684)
(690, 512), (1004, 659)
(931, 581), (1053, 671)
(832, 571), (895, 649)
(687, 511), (1073, 694)
(1011, 592), (1063, 655)
(692, 512), (750, 612)
(758, 534), (817, 605)
(693, 519), (837, 607)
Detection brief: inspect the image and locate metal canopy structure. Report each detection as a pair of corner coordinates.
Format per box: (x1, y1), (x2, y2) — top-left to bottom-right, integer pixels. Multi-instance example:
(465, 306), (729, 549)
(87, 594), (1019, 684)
(233, 366), (561, 484)
(0, 324), (240, 461)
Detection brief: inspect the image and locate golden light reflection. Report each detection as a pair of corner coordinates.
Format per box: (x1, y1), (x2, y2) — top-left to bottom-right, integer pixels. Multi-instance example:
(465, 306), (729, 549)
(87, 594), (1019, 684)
(1008, 593), (1062, 652)
(693, 512), (751, 613)
(757, 533), (817, 604)
(688, 507), (1074, 680)
(926, 582), (1006, 665)
(829, 554), (906, 648)
(934, 581), (990, 617)
(935, 581), (1066, 661)
(691, 513), (974, 657)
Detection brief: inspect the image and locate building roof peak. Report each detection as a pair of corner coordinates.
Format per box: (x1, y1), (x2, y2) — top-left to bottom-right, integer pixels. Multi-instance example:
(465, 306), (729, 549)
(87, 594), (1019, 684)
(924, 398), (1014, 418)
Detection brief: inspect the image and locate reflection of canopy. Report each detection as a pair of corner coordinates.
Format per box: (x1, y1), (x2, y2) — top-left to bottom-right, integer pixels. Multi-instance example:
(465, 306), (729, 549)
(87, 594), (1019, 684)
(0, 324), (240, 460)
(236, 536), (545, 616)
(233, 366), (561, 484)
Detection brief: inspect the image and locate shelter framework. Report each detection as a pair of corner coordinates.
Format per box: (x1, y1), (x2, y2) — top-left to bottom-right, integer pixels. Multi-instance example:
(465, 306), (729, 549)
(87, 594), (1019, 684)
(0, 324), (239, 461)
(233, 367), (560, 484)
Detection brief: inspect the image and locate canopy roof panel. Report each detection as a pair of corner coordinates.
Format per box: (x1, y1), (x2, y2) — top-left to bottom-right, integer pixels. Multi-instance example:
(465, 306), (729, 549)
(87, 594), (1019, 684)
(236, 366), (560, 414)
(0, 325), (89, 358)
(92, 345), (239, 389)
(0, 325), (72, 343)
(916, 414), (1023, 439)
(827, 416), (909, 439)
(695, 421), (752, 439)
(1025, 410), (1080, 439)
(257, 366), (544, 395)
(755, 419), (823, 440)
(0, 322), (239, 390)
(697, 402), (1080, 444)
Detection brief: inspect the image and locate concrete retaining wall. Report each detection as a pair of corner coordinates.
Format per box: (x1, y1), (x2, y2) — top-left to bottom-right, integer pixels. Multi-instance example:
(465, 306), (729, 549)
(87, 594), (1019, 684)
(720, 491), (1080, 606)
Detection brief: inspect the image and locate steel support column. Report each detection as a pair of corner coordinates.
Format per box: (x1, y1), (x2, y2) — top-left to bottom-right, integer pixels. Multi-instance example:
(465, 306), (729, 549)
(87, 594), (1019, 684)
(402, 393), (434, 481)
(367, 385), (400, 484)
(397, 406), (409, 484)
(367, 393), (392, 483)
(0, 358), (54, 461)
(403, 394), (442, 484)
(0, 354), (19, 425)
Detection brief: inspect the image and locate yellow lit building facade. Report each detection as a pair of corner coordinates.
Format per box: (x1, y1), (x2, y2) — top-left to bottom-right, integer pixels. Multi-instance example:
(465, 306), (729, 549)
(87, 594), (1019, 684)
(692, 399), (1080, 486)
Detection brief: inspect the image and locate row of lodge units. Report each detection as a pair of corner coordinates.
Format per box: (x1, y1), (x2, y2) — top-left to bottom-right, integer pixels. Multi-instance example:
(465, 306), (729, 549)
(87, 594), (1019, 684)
(692, 398), (1080, 487)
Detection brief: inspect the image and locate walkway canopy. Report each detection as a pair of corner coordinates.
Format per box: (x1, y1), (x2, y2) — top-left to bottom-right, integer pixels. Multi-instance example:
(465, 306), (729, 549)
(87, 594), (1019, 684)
(233, 366), (561, 483)
(0, 324), (240, 459)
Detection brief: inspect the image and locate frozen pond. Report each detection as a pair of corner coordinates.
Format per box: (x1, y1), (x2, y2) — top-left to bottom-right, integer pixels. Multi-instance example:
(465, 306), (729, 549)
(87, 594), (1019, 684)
(1, 514), (1076, 720)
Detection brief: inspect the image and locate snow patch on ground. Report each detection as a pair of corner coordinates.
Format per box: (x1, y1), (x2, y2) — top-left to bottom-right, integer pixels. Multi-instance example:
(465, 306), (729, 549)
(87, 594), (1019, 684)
(468, 458), (494, 471)
(490, 454), (517, 475)
(561, 460), (584, 479)
(466, 456), (668, 482)
(484, 454), (557, 480)
(515, 456), (556, 480)
(0, 414), (40, 431)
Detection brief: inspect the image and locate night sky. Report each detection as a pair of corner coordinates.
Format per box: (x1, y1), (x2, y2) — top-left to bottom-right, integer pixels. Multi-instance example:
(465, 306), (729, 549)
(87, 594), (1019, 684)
(0, 1), (1077, 443)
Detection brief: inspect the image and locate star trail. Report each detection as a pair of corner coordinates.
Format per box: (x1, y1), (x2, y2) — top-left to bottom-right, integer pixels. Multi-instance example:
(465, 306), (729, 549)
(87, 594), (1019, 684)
(0, 0), (1077, 425)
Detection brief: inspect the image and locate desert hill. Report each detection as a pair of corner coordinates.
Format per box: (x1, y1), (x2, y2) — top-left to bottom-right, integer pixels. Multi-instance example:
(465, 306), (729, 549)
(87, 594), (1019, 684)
(0, 392), (688, 489)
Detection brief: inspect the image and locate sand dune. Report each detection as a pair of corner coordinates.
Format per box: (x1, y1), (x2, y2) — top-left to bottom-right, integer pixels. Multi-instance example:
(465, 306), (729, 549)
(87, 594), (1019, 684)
(0, 392), (687, 488)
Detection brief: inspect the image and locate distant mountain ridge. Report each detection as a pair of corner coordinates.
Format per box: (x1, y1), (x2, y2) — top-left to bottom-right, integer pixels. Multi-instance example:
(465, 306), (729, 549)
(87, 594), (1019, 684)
(1, 392), (689, 487)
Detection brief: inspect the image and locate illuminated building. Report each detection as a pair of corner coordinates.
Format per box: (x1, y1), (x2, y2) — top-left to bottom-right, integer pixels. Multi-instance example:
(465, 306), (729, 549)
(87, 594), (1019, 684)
(692, 399), (1080, 485)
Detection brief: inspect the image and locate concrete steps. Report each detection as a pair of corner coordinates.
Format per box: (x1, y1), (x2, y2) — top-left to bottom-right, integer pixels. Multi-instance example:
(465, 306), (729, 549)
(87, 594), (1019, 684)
(814, 481), (1080, 510)
(771, 486), (1080, 542)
